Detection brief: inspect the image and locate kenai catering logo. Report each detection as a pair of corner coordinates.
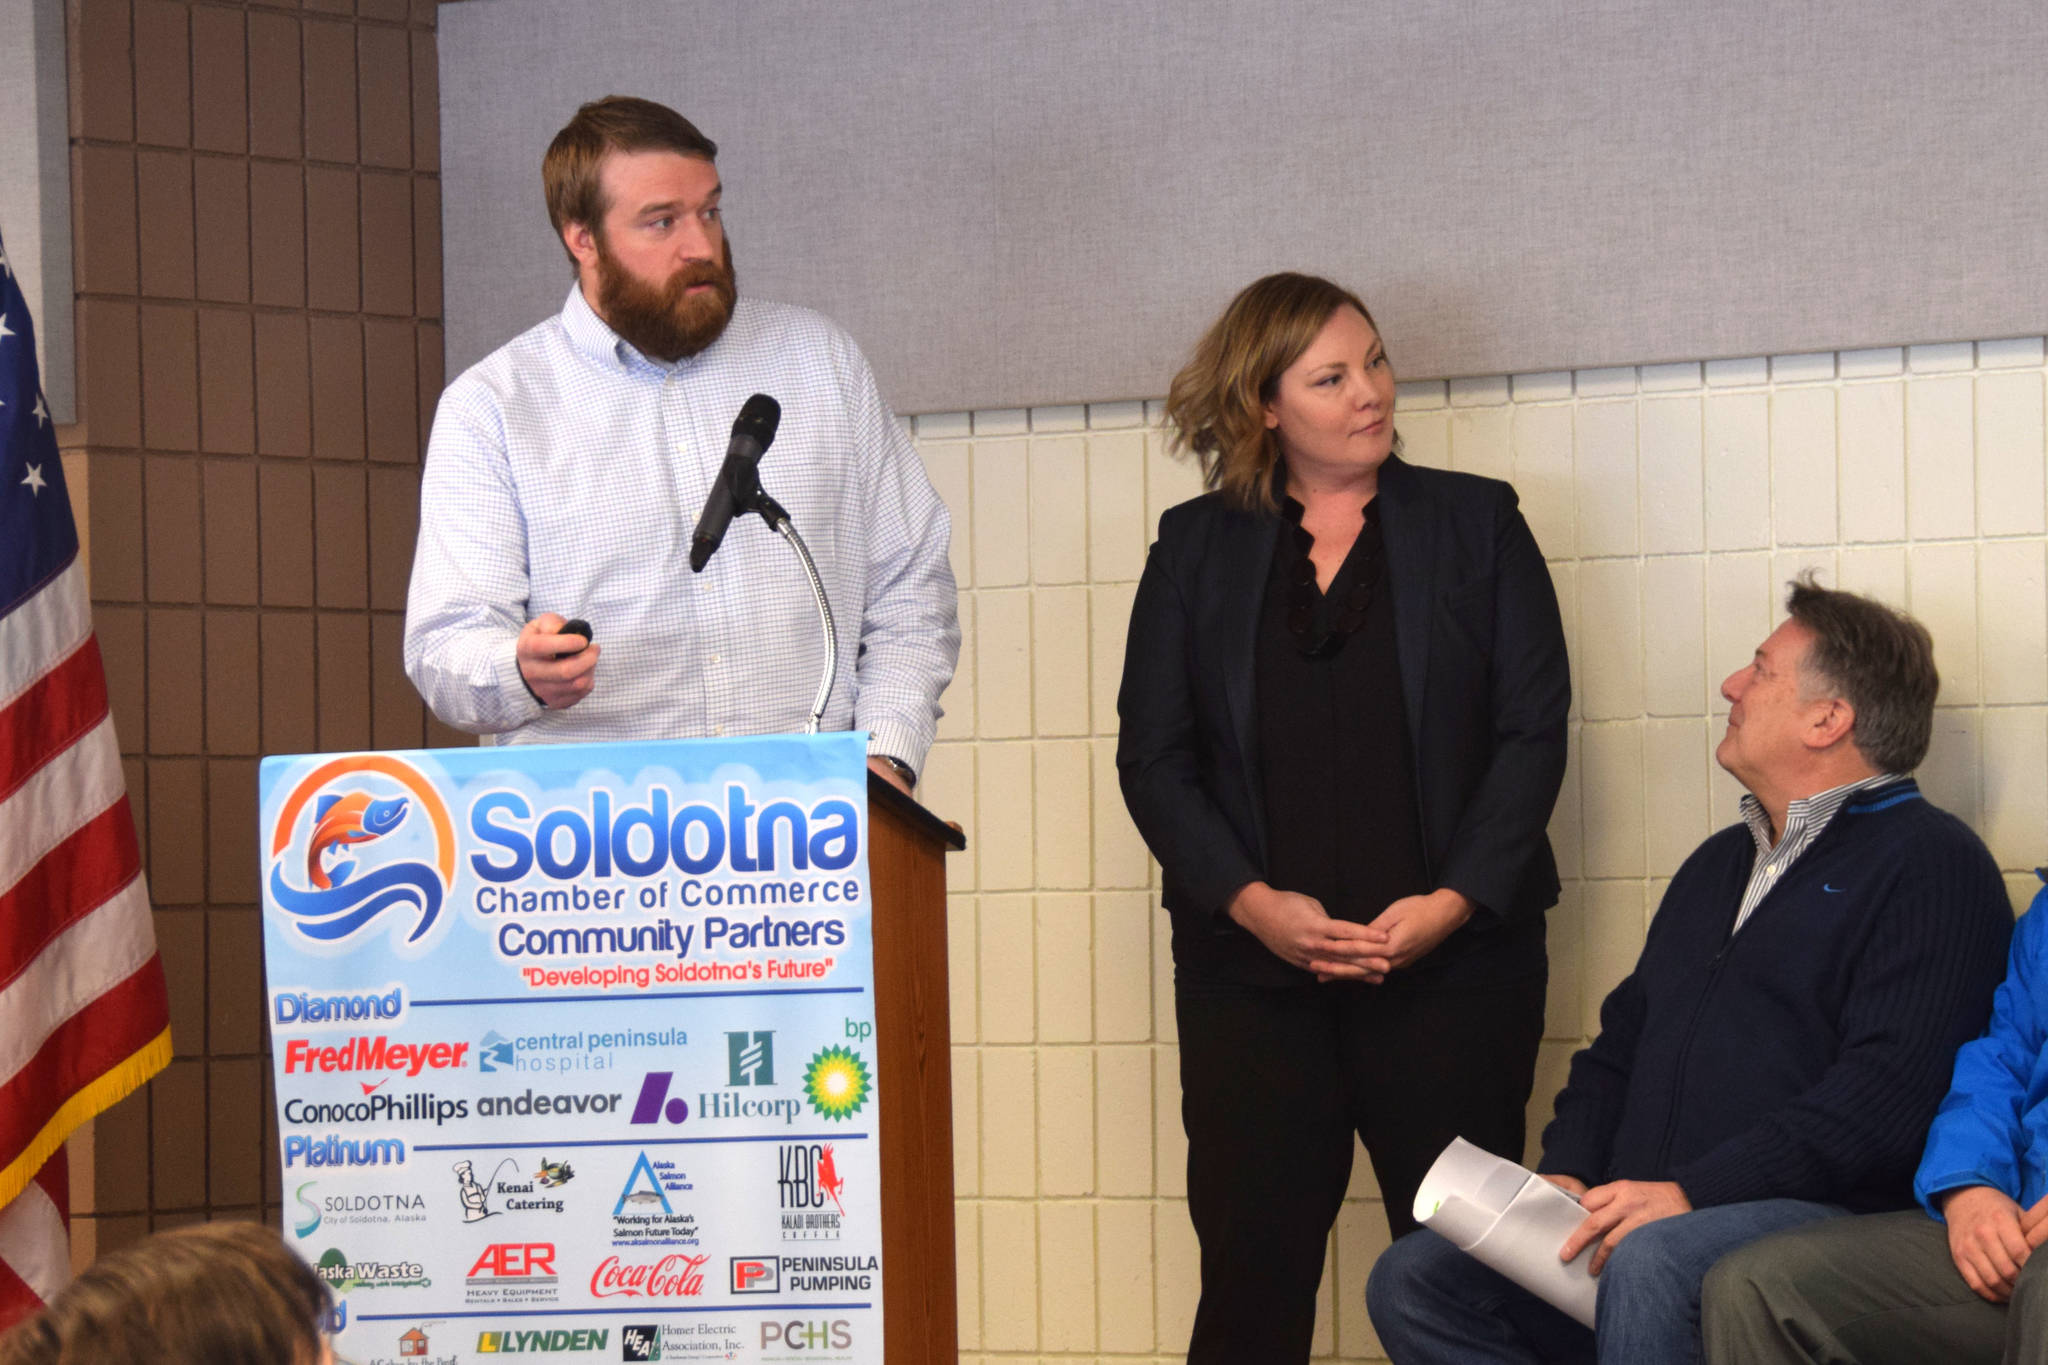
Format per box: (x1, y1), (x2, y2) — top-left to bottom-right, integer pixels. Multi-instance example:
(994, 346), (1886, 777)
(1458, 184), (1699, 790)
(268, 756), (456, 946)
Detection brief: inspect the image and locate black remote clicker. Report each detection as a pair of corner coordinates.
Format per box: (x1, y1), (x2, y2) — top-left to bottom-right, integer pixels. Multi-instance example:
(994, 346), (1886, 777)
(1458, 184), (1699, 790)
(556, 619), (592, 658)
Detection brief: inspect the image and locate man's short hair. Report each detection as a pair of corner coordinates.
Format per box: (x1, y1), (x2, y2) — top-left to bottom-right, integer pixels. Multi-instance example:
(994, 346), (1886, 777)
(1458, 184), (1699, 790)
(543, 96), (718, 252)
(1785, 572), (1939, 773)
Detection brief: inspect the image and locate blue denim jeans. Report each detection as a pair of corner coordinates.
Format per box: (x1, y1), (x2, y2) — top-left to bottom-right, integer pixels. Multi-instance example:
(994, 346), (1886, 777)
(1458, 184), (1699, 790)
(1365, 1199), (1845, 1364)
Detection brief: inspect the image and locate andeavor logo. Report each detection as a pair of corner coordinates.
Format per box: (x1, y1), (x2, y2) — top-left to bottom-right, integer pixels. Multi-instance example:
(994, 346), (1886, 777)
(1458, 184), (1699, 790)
(267, 755), (455, 947)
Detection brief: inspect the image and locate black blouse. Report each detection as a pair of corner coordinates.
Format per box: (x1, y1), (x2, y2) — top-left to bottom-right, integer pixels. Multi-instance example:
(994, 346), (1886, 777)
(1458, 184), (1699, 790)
(1253, 496), (1430, 926)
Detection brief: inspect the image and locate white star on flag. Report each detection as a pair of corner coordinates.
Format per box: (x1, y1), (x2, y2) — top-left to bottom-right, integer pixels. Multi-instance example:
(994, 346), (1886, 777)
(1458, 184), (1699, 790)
(0, 246), (10, 277)
(0, 312), (13, 342)
(32, 393), (47, 427)
(20, 462), (45, 495)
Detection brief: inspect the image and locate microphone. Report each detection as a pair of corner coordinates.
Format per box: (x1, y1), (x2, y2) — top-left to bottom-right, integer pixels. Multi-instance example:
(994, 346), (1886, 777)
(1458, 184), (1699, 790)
(690, 394), (782, 572)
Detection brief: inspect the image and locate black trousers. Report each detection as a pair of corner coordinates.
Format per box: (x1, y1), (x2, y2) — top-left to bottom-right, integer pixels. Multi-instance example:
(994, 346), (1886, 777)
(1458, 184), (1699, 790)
(1176, 967), (1547, 1365)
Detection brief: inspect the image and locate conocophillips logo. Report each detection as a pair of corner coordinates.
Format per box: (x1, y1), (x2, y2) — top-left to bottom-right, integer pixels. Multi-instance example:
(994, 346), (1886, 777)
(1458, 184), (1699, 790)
(267, 756), (456, 946)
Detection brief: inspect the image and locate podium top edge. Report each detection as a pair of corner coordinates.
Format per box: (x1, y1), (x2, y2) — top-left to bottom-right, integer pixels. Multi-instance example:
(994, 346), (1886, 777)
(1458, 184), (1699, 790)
(869, 770), (967, 851)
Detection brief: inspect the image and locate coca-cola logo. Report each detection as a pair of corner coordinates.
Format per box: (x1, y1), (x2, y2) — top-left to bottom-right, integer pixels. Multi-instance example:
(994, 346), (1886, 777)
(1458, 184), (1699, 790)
(590, 1253), (709, 1299)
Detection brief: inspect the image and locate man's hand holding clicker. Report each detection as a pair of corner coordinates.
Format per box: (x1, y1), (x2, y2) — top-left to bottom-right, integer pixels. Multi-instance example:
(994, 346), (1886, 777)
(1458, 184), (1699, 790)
(517, 614), (599, 710)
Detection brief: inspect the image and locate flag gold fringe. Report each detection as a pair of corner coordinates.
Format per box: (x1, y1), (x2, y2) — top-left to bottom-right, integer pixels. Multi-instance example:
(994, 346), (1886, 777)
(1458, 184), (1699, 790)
(0, 1028), (172, 1210)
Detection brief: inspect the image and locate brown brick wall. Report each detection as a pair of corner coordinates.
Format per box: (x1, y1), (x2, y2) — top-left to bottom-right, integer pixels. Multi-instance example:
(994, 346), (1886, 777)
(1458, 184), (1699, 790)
(66, 0), (464, 1252)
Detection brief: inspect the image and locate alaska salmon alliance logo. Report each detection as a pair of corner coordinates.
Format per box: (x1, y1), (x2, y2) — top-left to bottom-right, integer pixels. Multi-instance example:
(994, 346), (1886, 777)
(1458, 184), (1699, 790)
(268, 756), (456, 945)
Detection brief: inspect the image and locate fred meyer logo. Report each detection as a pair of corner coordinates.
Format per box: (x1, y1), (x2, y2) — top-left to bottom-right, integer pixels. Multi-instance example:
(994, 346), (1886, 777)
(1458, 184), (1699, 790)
(476, 1327), (608, 1354)
(282, 1036), (470, 1077)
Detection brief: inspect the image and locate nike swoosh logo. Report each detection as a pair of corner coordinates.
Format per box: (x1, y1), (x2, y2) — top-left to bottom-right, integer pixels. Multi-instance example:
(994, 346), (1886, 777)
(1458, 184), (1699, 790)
(1824, 884), (1845, 893)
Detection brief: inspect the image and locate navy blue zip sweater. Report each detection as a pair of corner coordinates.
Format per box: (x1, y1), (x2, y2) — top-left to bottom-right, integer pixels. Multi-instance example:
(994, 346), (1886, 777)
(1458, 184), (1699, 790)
(1538, 779), (2011, 1212)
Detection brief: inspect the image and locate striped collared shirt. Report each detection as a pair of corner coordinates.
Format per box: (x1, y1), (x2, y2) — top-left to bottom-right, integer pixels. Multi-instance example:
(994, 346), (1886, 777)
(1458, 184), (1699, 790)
(1732, 772), (1906, 933)
(404, 286), (960, 767)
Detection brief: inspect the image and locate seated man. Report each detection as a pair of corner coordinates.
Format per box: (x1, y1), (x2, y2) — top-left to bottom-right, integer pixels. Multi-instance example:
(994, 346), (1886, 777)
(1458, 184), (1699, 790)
(1702, 875), (2048, 1365)
(1366, 576), (2012, 1365)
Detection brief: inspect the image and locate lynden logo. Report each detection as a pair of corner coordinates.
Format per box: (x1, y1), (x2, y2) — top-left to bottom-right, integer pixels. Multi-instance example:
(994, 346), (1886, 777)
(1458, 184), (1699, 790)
(727, 1031), (773, 1086)
(477, 1327), (609, 1353)
(267, 756), (456, 947)
(620, 1325), (662, 1361)
(731, 1256), (779, 1295)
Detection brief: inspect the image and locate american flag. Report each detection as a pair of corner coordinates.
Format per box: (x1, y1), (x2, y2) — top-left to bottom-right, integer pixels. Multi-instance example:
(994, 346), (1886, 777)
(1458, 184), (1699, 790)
(0, 232), (171, 1327)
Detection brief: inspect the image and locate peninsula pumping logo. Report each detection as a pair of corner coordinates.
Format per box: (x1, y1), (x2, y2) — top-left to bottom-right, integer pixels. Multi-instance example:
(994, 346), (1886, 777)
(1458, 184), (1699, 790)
(266, 756), (456, 947)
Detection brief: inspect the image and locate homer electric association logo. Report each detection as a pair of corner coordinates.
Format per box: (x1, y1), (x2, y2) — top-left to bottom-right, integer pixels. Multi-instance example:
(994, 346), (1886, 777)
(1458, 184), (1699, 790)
(268, 756), (457, 947)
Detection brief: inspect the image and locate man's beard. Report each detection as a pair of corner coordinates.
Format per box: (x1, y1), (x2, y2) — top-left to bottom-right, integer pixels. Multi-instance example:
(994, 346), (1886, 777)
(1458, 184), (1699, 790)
(594, 236), (738, 363)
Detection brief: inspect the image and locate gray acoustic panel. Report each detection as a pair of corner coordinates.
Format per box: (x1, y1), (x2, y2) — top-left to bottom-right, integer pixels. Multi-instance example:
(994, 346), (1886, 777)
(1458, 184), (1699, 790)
(0, 0), (75, 423)
(441, 0), (2048, 415)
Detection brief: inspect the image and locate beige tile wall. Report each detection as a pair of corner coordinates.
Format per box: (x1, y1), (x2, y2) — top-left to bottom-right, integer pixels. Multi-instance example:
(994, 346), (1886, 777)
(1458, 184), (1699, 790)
(912, 338), (2048, 1364)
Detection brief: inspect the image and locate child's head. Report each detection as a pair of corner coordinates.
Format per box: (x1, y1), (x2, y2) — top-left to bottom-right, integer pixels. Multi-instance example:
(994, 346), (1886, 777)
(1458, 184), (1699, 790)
(0, 1221), (331, 1365)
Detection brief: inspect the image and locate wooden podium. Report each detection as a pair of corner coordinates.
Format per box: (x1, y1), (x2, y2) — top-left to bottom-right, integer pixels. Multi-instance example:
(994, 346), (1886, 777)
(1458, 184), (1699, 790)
(867, 772), (966, 1364)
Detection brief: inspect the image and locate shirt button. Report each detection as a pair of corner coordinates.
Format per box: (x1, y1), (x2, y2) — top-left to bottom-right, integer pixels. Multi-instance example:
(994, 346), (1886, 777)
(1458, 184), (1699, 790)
(711, 654), (722, 664)
(713, 724), (725, 736)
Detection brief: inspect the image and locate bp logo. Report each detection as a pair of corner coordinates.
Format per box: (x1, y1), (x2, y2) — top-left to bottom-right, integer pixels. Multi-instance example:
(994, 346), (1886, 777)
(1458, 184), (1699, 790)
(802, 1046), (871, 1120)
(266, 755), (455, 947)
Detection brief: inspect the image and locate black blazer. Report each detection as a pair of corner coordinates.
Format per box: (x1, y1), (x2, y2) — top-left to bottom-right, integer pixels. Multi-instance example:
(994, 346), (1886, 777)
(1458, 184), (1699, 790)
(1116, 455), (1570, 981)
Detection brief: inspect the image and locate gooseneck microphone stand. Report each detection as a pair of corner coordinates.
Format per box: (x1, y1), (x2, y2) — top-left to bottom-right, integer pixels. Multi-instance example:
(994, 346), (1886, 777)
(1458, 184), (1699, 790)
(737, 482), (838, 735)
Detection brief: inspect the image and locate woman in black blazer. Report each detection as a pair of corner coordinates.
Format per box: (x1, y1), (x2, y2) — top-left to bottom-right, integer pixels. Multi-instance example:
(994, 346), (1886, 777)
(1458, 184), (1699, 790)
(1117, 273), (1570, 1364)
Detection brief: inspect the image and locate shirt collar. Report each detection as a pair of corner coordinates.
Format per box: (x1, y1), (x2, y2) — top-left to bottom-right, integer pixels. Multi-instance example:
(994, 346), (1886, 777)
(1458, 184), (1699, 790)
(559, 282), (675, 377)
(1739, 771), (1904, 853)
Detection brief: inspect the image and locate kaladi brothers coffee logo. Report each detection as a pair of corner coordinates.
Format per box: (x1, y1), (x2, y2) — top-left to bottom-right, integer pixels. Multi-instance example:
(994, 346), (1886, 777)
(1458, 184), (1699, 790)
(269, 756), (455, 947)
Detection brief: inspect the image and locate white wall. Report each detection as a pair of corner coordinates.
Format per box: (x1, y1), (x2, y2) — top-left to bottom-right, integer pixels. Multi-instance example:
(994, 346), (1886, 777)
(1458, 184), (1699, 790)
(912, 334), (2048, 1363)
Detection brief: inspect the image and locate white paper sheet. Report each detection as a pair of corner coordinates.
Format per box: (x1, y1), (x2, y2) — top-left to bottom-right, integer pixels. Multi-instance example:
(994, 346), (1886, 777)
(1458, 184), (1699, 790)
(1413, 1136), (1600, 1328)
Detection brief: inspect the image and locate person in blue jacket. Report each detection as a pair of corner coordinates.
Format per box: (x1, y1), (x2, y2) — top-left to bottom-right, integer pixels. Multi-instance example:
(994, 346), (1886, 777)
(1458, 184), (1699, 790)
(1701, 877), (2048, 1364)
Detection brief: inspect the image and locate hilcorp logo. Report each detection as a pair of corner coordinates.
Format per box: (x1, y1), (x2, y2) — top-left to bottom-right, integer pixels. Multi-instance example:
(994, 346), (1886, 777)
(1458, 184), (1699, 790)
(268, 757), (455, 946)
(466, 784), (859, 882)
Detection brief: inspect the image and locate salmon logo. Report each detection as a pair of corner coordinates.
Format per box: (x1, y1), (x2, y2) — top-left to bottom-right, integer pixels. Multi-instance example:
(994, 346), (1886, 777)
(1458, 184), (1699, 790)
(268, 756), (456, 946)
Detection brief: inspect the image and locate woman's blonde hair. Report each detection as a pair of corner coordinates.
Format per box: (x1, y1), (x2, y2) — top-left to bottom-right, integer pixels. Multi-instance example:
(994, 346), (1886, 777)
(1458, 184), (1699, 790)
(1164, 272), (1390, 513)
(0, 1221), (330, 1365)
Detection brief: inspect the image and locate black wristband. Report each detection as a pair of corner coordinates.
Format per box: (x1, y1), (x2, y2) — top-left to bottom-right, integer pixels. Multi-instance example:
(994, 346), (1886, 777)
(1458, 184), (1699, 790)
(878, 755), (916, 786)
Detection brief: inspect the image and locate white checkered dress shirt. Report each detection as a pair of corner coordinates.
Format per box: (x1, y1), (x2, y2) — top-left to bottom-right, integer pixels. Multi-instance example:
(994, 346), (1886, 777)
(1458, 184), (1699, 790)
(1732, 772), (1904, 934)
(404, 286), (959, 768)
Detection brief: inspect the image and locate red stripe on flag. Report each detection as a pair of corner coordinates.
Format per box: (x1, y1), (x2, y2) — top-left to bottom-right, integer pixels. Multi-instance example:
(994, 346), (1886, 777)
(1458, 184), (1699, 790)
(0, 962), (170, 1173)
(0, 801), (141, 990)
(0, 636), (108, 805)
(33, 1152), (67, 1225)
(0, 1254), (44, 1333)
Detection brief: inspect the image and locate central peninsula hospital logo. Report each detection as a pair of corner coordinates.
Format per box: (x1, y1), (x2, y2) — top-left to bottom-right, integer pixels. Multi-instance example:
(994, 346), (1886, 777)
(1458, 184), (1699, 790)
(267, 756), (455, 946)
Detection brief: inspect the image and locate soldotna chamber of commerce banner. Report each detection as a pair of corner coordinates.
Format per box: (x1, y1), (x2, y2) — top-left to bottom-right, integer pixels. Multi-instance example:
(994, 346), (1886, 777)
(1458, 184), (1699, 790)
(258, 734), (882, 1365)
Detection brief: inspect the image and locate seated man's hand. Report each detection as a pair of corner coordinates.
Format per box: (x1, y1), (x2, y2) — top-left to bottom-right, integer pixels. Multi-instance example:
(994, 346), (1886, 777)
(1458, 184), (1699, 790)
(2022, 1193), (2048, 1250)
(1940, 1185), (2031, 1303)
(517, 614), (600, 710)
(1558, 1179), (1692, 1274)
